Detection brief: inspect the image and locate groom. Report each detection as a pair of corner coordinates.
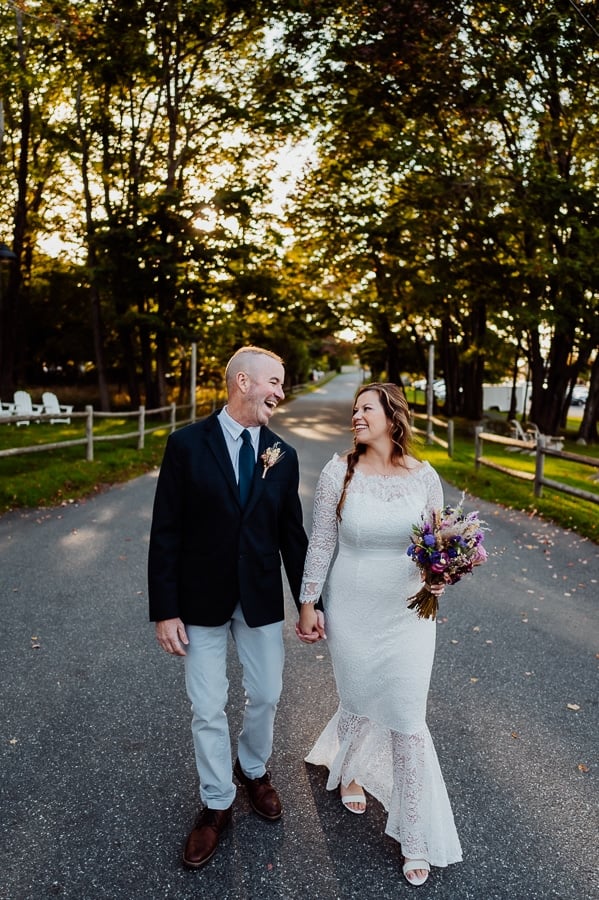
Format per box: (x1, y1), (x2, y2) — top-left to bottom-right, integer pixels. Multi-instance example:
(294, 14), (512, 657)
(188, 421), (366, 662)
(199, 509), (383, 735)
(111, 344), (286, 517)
(148, 346), (324, 869)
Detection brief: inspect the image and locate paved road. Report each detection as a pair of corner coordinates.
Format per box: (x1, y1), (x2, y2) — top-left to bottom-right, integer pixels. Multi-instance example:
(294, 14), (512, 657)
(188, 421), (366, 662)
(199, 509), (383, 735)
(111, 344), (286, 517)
(1, 371), (597, 900)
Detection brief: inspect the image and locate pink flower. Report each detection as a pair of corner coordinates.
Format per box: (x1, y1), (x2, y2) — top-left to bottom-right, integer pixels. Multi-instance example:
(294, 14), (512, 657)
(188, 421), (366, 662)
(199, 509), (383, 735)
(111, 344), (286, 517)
(473, 545), (488, 565)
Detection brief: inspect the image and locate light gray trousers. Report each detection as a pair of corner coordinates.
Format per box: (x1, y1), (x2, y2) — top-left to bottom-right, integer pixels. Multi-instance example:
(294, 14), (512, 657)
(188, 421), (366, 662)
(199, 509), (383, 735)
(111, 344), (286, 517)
(184, 603), (284, 809)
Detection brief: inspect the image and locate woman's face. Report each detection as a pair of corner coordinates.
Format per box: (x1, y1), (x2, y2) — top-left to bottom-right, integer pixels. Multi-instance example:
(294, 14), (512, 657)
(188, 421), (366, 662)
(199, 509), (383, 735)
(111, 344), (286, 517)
(351, 390), (391, 444)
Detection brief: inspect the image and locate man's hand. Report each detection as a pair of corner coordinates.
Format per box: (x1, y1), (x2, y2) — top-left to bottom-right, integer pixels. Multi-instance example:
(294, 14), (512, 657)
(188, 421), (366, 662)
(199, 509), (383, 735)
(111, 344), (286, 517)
(155, 617), (189, 656)
(295, 605), (326, 643)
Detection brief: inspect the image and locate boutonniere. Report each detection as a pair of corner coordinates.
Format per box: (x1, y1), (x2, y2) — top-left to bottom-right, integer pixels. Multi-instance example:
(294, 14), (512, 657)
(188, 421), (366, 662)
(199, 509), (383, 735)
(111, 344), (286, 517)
(261, 442), (285, 478)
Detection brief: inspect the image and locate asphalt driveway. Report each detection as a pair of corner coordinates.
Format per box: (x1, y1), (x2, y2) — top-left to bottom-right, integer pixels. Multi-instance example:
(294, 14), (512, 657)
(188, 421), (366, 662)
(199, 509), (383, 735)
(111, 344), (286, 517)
(1, 370), (597, 899)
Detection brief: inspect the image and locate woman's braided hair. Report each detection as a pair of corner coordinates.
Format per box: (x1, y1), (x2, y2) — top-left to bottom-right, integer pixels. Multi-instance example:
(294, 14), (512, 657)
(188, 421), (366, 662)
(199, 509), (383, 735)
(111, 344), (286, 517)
(336, 382), (413, 521)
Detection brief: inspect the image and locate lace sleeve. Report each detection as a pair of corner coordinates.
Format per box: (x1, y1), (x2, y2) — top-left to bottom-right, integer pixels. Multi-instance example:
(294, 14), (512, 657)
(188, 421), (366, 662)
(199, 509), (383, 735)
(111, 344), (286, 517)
(299, 459), (342, 603)
(424, 463), (444, 515)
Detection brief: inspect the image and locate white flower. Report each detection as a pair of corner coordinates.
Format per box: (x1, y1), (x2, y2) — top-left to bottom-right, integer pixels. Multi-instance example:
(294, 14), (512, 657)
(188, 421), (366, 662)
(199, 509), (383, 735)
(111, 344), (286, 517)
(261, 442), (285, 478)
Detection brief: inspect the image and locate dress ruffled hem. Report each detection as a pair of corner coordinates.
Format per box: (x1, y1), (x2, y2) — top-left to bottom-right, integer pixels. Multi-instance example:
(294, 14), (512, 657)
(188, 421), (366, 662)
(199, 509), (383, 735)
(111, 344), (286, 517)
(305, 706), (463, 868)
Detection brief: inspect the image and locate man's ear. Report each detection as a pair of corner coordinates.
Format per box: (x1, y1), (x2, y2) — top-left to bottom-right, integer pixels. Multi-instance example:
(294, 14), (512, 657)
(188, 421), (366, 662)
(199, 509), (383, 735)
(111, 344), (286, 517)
(236, 371), (250, 393)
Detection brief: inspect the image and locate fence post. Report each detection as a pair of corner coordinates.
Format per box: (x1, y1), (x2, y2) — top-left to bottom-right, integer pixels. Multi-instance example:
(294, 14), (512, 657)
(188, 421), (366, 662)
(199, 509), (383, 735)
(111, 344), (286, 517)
(138, 405), (145, 450)
(426, 341), (434, 444)
(447, 419), (454, 458)
(85, 405), (94, 461)
(474, 425), (482, 469)
(170, 402), (177, 433)
(534, 434), (546, 497)
(426, 412), (434, 445)
(190, 342), (197, 423)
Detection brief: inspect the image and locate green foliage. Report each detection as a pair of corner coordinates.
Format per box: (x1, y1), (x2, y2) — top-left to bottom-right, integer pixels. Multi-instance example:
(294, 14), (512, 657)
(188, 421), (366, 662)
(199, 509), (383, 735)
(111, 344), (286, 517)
(0, 0), (597, 444)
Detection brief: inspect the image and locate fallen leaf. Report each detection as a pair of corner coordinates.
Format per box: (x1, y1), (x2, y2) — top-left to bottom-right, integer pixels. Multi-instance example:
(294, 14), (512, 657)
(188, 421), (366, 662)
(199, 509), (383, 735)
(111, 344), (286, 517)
(577, 764), (589, 773)
(511, 732), (519, 739)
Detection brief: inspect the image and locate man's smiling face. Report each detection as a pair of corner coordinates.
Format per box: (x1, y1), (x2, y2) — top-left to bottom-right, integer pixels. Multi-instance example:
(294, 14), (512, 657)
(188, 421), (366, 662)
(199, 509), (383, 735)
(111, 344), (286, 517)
(240, 357), (286, 427)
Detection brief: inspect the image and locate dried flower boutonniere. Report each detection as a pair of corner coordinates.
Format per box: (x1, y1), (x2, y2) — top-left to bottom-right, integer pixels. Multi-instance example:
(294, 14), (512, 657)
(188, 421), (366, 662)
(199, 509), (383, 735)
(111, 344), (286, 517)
(261, 442), (285, 478)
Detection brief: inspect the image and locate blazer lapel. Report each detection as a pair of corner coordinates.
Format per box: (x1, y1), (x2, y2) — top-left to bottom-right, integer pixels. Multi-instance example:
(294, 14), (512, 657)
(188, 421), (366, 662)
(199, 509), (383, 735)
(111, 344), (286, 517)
(204, 413), (241, 505)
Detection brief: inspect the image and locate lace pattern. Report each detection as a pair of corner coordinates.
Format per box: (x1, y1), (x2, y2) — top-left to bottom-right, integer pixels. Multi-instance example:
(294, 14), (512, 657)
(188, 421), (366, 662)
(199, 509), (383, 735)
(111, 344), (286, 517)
(301, 453), (462, 867)
(299, 454), (443, 604)
(306, 706), (463, 867)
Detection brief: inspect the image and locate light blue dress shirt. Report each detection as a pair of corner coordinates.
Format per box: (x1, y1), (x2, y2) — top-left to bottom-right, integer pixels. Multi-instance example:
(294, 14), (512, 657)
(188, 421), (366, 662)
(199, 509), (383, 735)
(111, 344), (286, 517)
(218, 406), (260, 481)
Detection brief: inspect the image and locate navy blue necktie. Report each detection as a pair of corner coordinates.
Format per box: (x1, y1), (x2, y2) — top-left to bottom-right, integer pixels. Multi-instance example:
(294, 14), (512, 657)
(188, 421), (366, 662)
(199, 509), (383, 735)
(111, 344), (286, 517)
(238, 429), (255, 506)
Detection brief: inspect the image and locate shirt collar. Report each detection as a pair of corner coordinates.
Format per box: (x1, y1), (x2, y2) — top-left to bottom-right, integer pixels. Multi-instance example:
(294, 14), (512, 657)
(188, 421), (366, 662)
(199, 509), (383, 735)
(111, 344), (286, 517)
(219, 406), (261, 443)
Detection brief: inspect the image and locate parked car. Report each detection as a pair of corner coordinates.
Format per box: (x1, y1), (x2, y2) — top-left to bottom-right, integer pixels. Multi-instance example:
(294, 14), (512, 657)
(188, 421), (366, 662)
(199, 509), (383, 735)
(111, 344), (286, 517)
(570, 385), (589, 406)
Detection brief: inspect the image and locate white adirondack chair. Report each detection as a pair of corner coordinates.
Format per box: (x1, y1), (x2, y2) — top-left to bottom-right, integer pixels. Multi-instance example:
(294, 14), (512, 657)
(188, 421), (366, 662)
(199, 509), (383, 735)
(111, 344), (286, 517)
(0, 400), (16, 422)
(42, 391), (73, 424)
(13, 390), (44, 426)
(509, 419), (563, 452)
(508, 419), (537, 453)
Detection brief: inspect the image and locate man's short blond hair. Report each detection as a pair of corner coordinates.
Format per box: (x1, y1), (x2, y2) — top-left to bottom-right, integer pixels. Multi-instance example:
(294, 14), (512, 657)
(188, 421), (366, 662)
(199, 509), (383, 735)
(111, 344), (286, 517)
(225, 346), (284, 388)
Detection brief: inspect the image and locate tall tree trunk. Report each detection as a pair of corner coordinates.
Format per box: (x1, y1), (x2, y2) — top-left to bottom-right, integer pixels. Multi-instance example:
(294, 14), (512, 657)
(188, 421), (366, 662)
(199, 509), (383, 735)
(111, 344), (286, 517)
(440, 315), (460, 417)
(0, 10), (28, 397)
(76, 82), (111, 411)
(117, 323), (140, 407)
(577, 352), (599, 444)
(460, 297), (486, 420)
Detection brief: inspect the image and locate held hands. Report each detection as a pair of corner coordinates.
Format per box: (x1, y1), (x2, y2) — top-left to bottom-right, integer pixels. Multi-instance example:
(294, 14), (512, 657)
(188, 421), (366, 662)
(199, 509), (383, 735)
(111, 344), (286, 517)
(295, 605), (326, 643)
(156, 617), (189, 656)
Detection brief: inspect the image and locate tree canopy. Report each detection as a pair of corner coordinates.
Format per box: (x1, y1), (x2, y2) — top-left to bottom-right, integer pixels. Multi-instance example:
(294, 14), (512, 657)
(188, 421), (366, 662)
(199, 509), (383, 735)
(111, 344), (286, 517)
(0, 0), (597, 440)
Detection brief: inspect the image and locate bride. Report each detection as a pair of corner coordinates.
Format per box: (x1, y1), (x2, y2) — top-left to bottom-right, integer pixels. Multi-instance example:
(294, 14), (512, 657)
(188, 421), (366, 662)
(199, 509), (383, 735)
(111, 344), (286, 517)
(296, 382), (462, 887)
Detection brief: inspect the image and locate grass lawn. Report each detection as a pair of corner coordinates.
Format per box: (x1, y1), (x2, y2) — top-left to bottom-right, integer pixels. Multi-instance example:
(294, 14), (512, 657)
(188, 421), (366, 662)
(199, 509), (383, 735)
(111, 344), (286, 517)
(0, 417), (170, 513)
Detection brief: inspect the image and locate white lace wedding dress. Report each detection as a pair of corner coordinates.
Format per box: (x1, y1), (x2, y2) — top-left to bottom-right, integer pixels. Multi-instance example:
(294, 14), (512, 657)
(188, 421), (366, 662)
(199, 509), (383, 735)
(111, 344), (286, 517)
(300, 454), (462, 867)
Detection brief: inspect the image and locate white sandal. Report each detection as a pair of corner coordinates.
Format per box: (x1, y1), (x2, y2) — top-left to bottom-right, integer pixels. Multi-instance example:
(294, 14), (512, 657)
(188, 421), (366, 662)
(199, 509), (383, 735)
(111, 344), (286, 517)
(340, 789), (366, 814)
(402, 859), (430, 886)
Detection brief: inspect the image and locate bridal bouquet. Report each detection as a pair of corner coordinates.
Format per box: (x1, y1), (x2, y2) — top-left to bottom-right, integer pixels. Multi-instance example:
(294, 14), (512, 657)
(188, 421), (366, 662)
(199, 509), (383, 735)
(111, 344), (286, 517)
(406, 497), (488, 620)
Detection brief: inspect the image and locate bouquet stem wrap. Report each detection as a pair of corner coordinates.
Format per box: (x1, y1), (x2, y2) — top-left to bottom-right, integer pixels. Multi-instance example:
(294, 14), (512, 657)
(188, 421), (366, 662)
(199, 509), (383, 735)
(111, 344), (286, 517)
(407, 578), (445, 621)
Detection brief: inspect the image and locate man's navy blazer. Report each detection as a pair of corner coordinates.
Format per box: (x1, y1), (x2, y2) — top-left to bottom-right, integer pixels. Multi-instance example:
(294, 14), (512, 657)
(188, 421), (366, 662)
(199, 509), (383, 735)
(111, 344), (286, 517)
(148, 410), (308, 627)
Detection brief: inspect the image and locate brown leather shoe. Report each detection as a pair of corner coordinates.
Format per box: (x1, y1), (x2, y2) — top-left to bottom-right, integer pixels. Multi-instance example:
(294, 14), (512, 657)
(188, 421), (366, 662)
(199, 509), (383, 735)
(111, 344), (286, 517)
(182, 806), (232, 869)
(233, 758), (282, 821)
